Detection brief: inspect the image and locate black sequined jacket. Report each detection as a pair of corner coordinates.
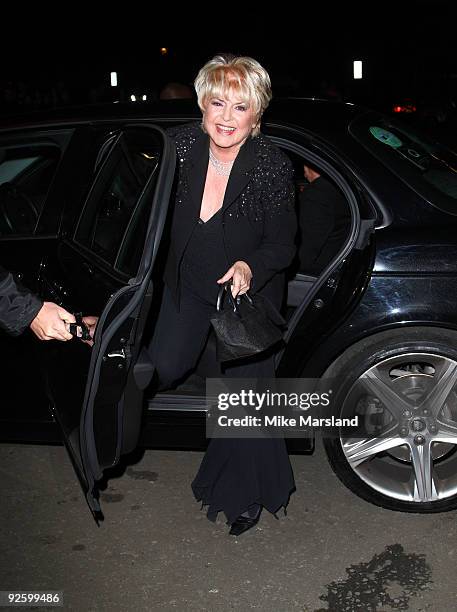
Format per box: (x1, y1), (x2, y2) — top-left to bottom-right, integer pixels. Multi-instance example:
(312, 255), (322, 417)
(163, 121), (297, 310)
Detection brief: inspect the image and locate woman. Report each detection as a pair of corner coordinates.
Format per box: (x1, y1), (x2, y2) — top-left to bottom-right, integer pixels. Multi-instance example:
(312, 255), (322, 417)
(150, 54), (297, 535)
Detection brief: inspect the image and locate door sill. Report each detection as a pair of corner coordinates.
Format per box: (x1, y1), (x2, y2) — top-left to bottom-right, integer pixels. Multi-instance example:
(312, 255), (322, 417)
(147, 392), (207, 412)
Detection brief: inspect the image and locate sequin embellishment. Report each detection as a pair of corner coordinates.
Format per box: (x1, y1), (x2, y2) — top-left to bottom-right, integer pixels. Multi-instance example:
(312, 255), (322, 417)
(166, 121), (295, 220)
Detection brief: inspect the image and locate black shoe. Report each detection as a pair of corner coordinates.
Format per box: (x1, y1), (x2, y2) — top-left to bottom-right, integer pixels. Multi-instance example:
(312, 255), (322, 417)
(229, 514), (260, 536)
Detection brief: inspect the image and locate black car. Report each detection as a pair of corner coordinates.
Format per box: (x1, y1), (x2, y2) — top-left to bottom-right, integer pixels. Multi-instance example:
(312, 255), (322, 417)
(1, 98), (457, 520)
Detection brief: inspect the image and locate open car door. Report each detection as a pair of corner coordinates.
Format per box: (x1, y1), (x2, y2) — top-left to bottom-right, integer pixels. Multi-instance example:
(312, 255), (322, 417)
(38, 124), (176, 522)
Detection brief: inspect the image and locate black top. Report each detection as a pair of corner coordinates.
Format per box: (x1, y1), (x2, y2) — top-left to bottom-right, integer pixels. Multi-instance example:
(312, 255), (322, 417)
(163, 122), (297, 312)
(180, 209), (229, 304)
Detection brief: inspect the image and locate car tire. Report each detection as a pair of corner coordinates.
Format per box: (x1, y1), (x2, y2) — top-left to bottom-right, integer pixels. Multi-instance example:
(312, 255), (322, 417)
(321, 326), (457, 513)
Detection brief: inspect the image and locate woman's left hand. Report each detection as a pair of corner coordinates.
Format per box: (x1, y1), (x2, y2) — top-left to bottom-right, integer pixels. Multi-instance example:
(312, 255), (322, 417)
(217, 261), (253, 298)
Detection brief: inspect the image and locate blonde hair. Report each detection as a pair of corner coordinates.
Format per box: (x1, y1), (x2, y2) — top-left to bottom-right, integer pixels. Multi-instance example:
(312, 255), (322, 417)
(194, 54), (272, 137)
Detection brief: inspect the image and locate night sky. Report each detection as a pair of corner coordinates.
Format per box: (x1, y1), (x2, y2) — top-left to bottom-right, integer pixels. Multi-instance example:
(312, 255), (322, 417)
(2, 1), (456, 112)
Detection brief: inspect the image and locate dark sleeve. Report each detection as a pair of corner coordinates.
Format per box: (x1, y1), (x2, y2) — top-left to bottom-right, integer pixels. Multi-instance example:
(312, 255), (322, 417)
(243, 153), (297, 293)
(165, 125), (181, 141)
(165, 121), (201, 170)
(165, 120), (201, 143)
(298, 184), (335, 269)
(0, 265), (43, 336)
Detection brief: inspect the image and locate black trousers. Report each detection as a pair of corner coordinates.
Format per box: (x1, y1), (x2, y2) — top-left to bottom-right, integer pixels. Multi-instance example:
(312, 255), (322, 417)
(149, 283), (275, 389)
(148, 283), (295, 524)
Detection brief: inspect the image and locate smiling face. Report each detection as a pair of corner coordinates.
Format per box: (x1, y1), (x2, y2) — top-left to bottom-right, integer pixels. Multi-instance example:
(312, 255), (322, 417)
(202, 89), (258, 158)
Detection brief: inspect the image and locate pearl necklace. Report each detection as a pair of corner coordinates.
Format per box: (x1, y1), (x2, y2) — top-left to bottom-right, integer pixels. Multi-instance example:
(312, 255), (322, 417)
(209, 148), (234, 176)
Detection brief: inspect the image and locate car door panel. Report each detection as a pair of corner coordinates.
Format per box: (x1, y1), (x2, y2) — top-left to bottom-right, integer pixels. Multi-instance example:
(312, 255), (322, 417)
(0, 130), (77, 430)
(0, 236), (62, 421)
(278, 238), (376, 378)
(37, 241), (121, 315)
(266, 131), (376, 377)
(36, 125), (175, 520)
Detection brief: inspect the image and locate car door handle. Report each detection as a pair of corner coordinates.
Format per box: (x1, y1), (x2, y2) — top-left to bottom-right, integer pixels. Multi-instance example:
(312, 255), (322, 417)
(107, 348), (126, 359)
(69, 313), (92, 341)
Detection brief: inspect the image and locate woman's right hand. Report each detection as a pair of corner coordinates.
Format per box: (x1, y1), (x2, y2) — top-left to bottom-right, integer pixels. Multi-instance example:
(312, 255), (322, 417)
(217, 260), (253, 297)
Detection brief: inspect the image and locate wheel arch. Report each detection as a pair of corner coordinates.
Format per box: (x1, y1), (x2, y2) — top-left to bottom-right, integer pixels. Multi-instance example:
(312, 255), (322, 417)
(307, 323), (457, 379)
(320, 324), (457, 513)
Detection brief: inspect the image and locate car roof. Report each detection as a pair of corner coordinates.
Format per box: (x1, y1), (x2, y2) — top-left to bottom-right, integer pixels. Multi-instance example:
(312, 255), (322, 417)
(0, 97), (368, 135)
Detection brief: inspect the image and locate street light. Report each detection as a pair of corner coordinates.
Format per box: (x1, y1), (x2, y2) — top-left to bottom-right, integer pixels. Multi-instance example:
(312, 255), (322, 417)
(353, 60), (363, 80)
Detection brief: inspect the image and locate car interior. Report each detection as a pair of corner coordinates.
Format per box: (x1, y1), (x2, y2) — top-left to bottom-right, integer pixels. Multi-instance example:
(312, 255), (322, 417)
(145, 145), (352, 399)
(0, 146), (60, 235)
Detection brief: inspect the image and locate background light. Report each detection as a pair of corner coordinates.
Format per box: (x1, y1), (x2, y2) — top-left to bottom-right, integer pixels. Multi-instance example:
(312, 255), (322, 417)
(110, 72), (118, 87)
(353, 60), (363, 80)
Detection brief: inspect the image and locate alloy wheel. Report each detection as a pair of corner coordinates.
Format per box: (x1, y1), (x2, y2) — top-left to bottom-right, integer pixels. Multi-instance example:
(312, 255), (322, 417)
(340, 353), (457, 502)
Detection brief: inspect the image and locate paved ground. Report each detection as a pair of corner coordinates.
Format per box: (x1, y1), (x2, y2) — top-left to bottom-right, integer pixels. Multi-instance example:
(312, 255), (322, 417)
(0, 440), (456, 611)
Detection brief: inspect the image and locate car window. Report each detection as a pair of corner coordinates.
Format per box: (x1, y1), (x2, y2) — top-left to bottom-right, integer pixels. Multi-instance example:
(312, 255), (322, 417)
(0, 157), (40, 182)
(0, 146), (60, 235)
(74, 128), (162, 276)
(349, 113), (457, 215)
